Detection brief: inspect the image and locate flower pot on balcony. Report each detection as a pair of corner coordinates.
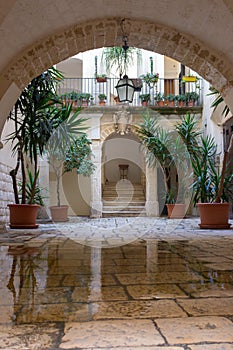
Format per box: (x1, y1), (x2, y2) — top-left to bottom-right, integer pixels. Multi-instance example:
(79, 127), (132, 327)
(166, 204), (186, 219)
(8, 204), (40, 229)
(197, 203), (231, 229)
(188, 100), (194, 107)
(178, 101), (185, 107)
(157, 100), (165, 107)
(96, 77), (107, 83)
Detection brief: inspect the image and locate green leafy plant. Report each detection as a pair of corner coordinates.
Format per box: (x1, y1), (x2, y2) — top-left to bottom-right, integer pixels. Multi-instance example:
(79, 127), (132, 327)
(64, 134), (95, 176)
(208, 86), (230, 118)
(165, 94), (176, 102)
(6, 67), (63, 204)
(141, 73), (159, 88)
(185, 91), (199, 102)
(101, 47), (141, 78)
(98, 93), (107, 101)
(176, 114), (233, 204)
(155, 92), (164, 101)
(139, 94), (150, 102)
(78, 93), (93, 102)
(45, 107), (94, 207)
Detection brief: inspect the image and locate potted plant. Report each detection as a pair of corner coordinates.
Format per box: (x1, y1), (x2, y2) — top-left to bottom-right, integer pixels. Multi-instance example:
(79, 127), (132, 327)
(139, 93), (150, 106)
(164, 94), (176, 107)
(141, 73), (159, 89)
(155, 92), (165, 107)
(95, 74), (107, 83)
(6, 68), (63, 229)
(136, 112), (193, 219)
(165, 189), (187, 219)
(102, 46), (141, 79)
(98, 93), (107, 106)
(45, 106), (95, 222)
(185, 91), (199, 106)
(176, 94), (186, 107)
(176, 114), (233, 229)
(78, 93), (93, 107)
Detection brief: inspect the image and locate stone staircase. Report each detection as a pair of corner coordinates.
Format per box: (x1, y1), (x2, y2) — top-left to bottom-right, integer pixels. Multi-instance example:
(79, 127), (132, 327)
(102, 180), (146, 217)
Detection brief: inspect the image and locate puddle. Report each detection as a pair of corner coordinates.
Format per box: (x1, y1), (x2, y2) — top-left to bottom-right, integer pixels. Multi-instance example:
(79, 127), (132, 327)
(0, 235), (233, 324)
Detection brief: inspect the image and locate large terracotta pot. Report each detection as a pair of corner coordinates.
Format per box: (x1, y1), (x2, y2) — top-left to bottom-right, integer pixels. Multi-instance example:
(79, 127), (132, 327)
(197, 202), (231, 229)
(166, 204), (186, 219)
(8, 204), (40, 229)
(49, 205), (69, 222)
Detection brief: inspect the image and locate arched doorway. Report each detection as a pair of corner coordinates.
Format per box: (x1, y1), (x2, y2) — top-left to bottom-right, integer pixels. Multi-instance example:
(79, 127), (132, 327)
(101, 130), (147, 217)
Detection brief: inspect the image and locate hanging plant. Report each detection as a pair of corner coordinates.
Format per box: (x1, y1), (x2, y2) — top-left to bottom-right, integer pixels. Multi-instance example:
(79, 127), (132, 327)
(141, 72), (159, 88)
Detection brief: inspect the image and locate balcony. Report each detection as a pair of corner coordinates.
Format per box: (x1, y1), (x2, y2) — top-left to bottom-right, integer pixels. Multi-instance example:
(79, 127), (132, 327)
(57, 77), (203, 110)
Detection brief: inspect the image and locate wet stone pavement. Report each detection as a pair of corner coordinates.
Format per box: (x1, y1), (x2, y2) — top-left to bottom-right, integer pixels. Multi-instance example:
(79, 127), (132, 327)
(0, 216), (233, 349)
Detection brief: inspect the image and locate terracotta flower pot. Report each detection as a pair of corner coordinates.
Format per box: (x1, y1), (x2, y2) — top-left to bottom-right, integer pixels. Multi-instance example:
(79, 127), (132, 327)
(166, 204), (186, 219)
(178, 101), (185, 107)
(197, 202), (231, 229)
(8, 204), (40, 229)
(96, 77), (107, 83)
(99, 100), (106, 106)
(50, 205), (69, 222)
(157, 100), (165, 107)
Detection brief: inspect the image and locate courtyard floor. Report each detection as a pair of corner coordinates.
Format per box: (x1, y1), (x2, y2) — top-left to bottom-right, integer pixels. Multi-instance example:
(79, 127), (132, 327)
(0, 216), (233, 349)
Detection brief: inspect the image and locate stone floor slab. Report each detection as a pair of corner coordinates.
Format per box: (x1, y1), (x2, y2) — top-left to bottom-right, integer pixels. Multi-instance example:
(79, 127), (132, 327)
(0, 323), (60, 350)
(127, 284), (188, 299)
(60, 320), (164, 349)
(91, 300), (186, 319)
(116, 271), (203, 285)
(87, 347), (185, 350)
(178, 297), (233, 316)
(179, 282), (233, 298)
(156, 316), (233, 344)
(189, 344), (233, 350)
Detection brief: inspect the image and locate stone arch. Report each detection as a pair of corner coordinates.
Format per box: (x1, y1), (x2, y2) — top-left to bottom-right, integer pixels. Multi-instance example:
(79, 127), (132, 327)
(2, 17), (233, 133)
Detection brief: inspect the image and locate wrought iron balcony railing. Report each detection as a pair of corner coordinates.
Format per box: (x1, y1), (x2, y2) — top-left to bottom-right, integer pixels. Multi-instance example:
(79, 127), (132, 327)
(57, 77), (203, 108)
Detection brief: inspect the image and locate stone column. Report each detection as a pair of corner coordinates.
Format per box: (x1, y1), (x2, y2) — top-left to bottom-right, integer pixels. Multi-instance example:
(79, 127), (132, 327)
(145, 165), (159, 216)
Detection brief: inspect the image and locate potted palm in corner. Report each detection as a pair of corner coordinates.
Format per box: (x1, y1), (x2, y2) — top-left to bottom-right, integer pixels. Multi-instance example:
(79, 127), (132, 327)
(136, 111), (193, 219)
(6, 68), (63, 229)
(176, 113), (233, 229)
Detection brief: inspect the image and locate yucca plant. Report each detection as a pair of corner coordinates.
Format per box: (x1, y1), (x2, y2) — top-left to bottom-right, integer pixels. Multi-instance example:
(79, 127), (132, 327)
(6, 67), (63, 204)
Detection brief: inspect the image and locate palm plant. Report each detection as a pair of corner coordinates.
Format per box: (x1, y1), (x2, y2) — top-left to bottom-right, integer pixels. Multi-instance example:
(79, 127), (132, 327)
(136, 111), (192, 203)
(176, 114), (233, 204)
(208, 86), (230, 118)
(6, 67), (63, 204)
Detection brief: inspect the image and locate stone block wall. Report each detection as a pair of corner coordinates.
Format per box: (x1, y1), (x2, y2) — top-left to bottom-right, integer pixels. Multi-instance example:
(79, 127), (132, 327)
(0, 162), (14, 227)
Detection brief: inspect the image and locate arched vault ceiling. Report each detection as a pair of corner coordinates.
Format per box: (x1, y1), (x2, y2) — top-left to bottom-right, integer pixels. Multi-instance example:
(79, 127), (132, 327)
(1, 0), (233, 131)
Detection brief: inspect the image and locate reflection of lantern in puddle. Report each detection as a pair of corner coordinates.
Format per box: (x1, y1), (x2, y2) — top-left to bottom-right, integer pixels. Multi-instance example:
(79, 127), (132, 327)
(113, 106), (133, 135)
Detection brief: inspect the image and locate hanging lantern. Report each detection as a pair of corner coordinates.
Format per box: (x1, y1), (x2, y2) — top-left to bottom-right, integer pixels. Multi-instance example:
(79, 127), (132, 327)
(115, 32), (135, 103)
(115, 75), (135, 103)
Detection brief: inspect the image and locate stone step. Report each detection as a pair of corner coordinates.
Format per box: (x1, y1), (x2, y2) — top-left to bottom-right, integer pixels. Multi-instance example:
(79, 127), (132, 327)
(102, 208), (147, 217)
(103, 205), (145, 211)
(103, 195), (145, 200)
(103, 200), (145, 206)
(102, 182), (146, 217)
